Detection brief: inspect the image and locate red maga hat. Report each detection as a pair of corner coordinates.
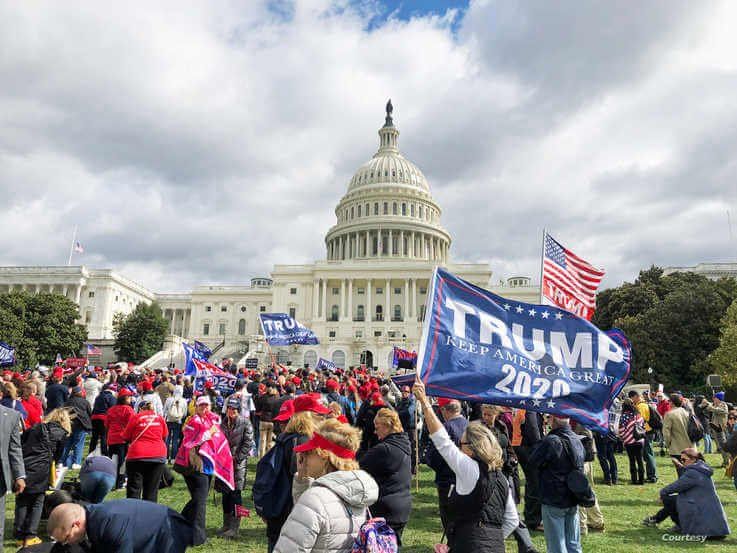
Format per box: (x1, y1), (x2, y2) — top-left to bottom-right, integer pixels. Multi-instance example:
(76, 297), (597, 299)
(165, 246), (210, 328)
(294, 432), (356, 459)
(273, 399), (295, 421)
(293, 393), (331, 415)
(325, 379), (339, 391)
(437, 397), (453, 408)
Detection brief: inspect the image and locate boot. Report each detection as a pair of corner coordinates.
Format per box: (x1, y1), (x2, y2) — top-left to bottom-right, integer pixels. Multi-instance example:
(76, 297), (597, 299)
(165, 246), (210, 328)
(513, 523), (540, 553)
(216, 514), (232, 537)
(221, 514), (240, 539)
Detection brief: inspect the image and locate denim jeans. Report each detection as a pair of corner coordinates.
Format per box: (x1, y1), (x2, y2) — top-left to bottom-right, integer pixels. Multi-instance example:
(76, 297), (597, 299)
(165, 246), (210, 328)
(542, 504), (582, 553)
(594, 433), (618, 483)
(703, 432), (713, 453)
(643, 432), (657, 480)
(62, 429), (88, 467)
(166, 421), (182, 461)
(80, 471), (116, 503)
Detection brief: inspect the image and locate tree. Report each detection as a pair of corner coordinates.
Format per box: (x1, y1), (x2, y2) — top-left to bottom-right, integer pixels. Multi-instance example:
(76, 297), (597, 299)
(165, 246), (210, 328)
(593, 267), (737, 391)
(113, 302), (169, 363)
(710, 298), (737, 387)
(0, 291), (87, 367)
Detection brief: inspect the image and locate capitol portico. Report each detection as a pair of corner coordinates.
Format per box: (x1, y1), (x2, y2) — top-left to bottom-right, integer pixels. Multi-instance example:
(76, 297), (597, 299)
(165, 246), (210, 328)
(0, 102), (539, 369)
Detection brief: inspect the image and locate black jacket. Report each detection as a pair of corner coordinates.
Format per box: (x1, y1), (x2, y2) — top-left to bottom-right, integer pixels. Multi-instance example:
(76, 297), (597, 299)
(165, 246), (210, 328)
(91, 390), (115, 417)
(521, 411), (544, 447)
(529, 425), (585, 508)
(65, 396), (92, 432)
(426, 416), (468, 487)
(356, 402), (384, 454)
(45, 383), (69, 413)
(359, 432), (412, 526)
(21, 422), (69, 494)
(218, 414), (254, 490)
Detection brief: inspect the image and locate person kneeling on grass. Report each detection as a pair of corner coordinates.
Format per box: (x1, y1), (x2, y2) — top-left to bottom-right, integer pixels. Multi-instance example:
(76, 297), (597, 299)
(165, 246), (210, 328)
(47, 499), (195, 553)
(643, 448), (730, 539)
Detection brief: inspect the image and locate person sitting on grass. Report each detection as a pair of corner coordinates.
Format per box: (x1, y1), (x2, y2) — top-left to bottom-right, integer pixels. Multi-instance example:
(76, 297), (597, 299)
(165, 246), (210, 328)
(643, 448), (730, 539)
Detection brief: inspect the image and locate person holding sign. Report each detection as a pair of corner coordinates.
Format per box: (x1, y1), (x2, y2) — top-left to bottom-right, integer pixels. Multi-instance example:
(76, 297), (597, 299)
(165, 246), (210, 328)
(413, 380), (519, 553)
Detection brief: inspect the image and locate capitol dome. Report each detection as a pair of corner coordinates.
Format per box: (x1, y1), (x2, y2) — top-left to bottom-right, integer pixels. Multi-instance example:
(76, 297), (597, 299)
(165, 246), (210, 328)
(325, 101), (451, 263)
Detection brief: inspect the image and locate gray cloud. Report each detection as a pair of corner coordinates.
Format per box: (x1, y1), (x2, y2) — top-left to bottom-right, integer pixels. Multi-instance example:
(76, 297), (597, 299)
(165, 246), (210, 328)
(0, 0), (734, 294)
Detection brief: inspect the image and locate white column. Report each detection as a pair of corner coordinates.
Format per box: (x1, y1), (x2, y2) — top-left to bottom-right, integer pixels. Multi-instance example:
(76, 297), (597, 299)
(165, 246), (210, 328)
(400, 230), (404, 257)
(367, 279), (372, 322)
(75, 285), (82, 305)
(313, 280), (319, 319)
(385, 279), (390, 322)
(340, 279), (346, 319)
(62, 284), (68, 298)
(348, 279), (353, 320)
(321, 280), (328, 320)
(404, 279), (409, 321)
(365, 232), (369, 258)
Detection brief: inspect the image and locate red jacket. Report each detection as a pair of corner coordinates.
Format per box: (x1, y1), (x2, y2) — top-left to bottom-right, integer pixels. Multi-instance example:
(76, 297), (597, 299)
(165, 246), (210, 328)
(123, 410), (168, 460)
(105, 404), (135, 446)
(21, 396), (44, 430)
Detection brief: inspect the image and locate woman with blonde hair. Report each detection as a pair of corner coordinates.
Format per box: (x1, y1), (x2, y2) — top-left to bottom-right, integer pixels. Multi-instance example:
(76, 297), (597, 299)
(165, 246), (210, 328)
(13, 408), (71, 547)
(414, 381), (519, 553)
(274, 418), (379, 552)
(359, 407), (412, 542)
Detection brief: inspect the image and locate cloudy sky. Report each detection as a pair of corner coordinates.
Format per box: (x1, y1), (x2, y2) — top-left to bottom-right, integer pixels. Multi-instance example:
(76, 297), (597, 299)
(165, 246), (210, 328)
(1, 0), (735, 293)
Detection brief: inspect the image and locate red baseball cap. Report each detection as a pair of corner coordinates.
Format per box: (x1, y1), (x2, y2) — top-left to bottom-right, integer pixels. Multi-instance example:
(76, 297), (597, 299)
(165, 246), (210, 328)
(370, 392), (385, 406)
(274, 399), (295, 422)
(293, 394), (330, 415)
(325, 379), (339, 391)
(437, 397), (453, 408)
(118, 388), (134, 398)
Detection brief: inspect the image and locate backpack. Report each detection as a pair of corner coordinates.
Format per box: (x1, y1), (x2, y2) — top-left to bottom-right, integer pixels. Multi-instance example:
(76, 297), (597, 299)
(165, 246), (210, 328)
(559, 436), (596, 508)
(647, 404), (663, 431)
(687, 412), (704, 443)
(352, 516), (398, 553)
(252, 432), (298, 519)
(167, 398), (186, 422)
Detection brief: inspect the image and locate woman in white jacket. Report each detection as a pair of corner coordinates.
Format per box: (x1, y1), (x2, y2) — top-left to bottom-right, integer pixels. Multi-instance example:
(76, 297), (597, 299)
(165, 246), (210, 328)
(274, 419), (379, 553)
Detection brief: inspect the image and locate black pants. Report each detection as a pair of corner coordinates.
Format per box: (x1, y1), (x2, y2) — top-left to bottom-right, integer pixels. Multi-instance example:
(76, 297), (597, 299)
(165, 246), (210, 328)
(408, 429), (417, 474)
(515, 445), (541, 527)
(437, 484), (455, 533)
(89, 419), (108, 456)
(222, 488), (242, 517)
(266, 511), (290, 553)
(625, 442), (644, 483)
(14, 492), (45, 538)
(182, 472), (211, 546)
(108, 443), (128, 488)
(126, 460), (165, 503)
(654, 493), (680, 526)
(594, 433), (618, 484)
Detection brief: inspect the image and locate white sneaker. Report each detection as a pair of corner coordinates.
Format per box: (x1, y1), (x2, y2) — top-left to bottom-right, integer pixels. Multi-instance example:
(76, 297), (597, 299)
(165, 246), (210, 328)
(71, 463), (81, 470)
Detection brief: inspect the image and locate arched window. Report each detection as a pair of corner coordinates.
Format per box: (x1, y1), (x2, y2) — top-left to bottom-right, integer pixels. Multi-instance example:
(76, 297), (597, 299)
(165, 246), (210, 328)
(238, 319), (246, 335)
(332, 349), (346, 369)
(357, 305), (365, 320)
(374, 202), (379, 215)
(365, 203), (369, 216)
(392, 202), (397, 215)
(351, 206), (354, 219)
(383, 202), (388, 214)
(331, 305), (339, 321)
(357, 205), (361, 217)
(419, 205), (424, 218)
(402, 203), (407, 215)
(394, 305), (402, 321)
(411, 204), (415, 217)
(304, 350), (318, 369)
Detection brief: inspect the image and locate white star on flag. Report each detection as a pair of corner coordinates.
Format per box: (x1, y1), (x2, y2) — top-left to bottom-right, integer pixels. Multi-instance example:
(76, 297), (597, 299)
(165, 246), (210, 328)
(515, 306), (524, 314)
(528, 308), (536, 317)
(532, 399), (541, 407)
(555, 313), (563, 320)
(504, 303), (511, 310)
(519, 399), (526, 405)
(541, 311), (550, 319)
(547, 400), (556, 408)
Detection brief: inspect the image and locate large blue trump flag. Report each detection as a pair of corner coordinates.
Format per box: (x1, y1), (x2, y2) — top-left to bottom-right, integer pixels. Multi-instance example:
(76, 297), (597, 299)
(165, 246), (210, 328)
(417, 268), (631, 433)
(259, 314), (319, 346)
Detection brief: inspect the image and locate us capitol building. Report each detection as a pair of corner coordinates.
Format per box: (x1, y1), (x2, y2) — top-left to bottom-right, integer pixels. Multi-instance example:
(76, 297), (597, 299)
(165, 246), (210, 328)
(0, 102), (539, 369)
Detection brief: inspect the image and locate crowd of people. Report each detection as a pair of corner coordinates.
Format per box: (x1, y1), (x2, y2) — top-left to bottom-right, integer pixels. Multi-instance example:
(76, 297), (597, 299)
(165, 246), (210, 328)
(0, 360), (733, 553)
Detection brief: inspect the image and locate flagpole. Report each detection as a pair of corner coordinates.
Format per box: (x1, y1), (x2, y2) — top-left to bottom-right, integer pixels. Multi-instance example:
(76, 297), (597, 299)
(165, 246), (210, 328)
(67, 225), (77, 266)
(539, 228), (546, 303)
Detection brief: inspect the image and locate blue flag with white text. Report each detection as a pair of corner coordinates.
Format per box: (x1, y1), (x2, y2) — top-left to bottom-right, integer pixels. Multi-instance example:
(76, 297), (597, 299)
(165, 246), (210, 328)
(0, 342), (15, 367)
(259, 314), (319, 346)
(315, 357), (337, 372)
(417, 268), (631, 433)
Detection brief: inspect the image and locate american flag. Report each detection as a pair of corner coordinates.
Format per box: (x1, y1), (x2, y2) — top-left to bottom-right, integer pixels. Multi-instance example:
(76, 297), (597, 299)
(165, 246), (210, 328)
(541, 232), (605, 320)
(86, 343), (102, 356)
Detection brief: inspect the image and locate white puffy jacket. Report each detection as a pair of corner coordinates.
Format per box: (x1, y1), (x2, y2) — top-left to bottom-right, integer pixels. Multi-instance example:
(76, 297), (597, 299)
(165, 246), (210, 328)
(274, 469), (379, 553)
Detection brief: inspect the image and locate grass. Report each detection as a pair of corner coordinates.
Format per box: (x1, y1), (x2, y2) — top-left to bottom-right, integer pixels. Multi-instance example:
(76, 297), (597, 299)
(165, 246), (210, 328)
(5, 451), (737, 552)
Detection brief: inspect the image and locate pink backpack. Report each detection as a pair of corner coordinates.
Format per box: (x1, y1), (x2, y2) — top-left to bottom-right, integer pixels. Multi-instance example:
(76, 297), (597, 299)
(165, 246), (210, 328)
(352, 516), (398, 553)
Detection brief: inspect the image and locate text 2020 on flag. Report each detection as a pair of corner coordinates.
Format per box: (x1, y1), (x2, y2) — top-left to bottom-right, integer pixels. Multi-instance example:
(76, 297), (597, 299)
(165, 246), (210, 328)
(416, 268), (630, 433)
(541, 232), (604, 321)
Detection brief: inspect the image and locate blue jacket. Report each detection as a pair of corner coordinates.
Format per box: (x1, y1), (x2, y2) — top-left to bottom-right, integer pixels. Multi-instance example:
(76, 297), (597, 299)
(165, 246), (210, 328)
(660, 461), (730, 537)
(91, 390), (116, 416)
(45, 383), (69, 413)
(529, 425), (584, 508)
(426, 416), (468, 487)
(85, 499), (193, 553)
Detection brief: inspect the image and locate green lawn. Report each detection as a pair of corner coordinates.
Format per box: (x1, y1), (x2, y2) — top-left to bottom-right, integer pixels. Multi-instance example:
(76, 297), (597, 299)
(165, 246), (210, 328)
(6, 452), (737, 552)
